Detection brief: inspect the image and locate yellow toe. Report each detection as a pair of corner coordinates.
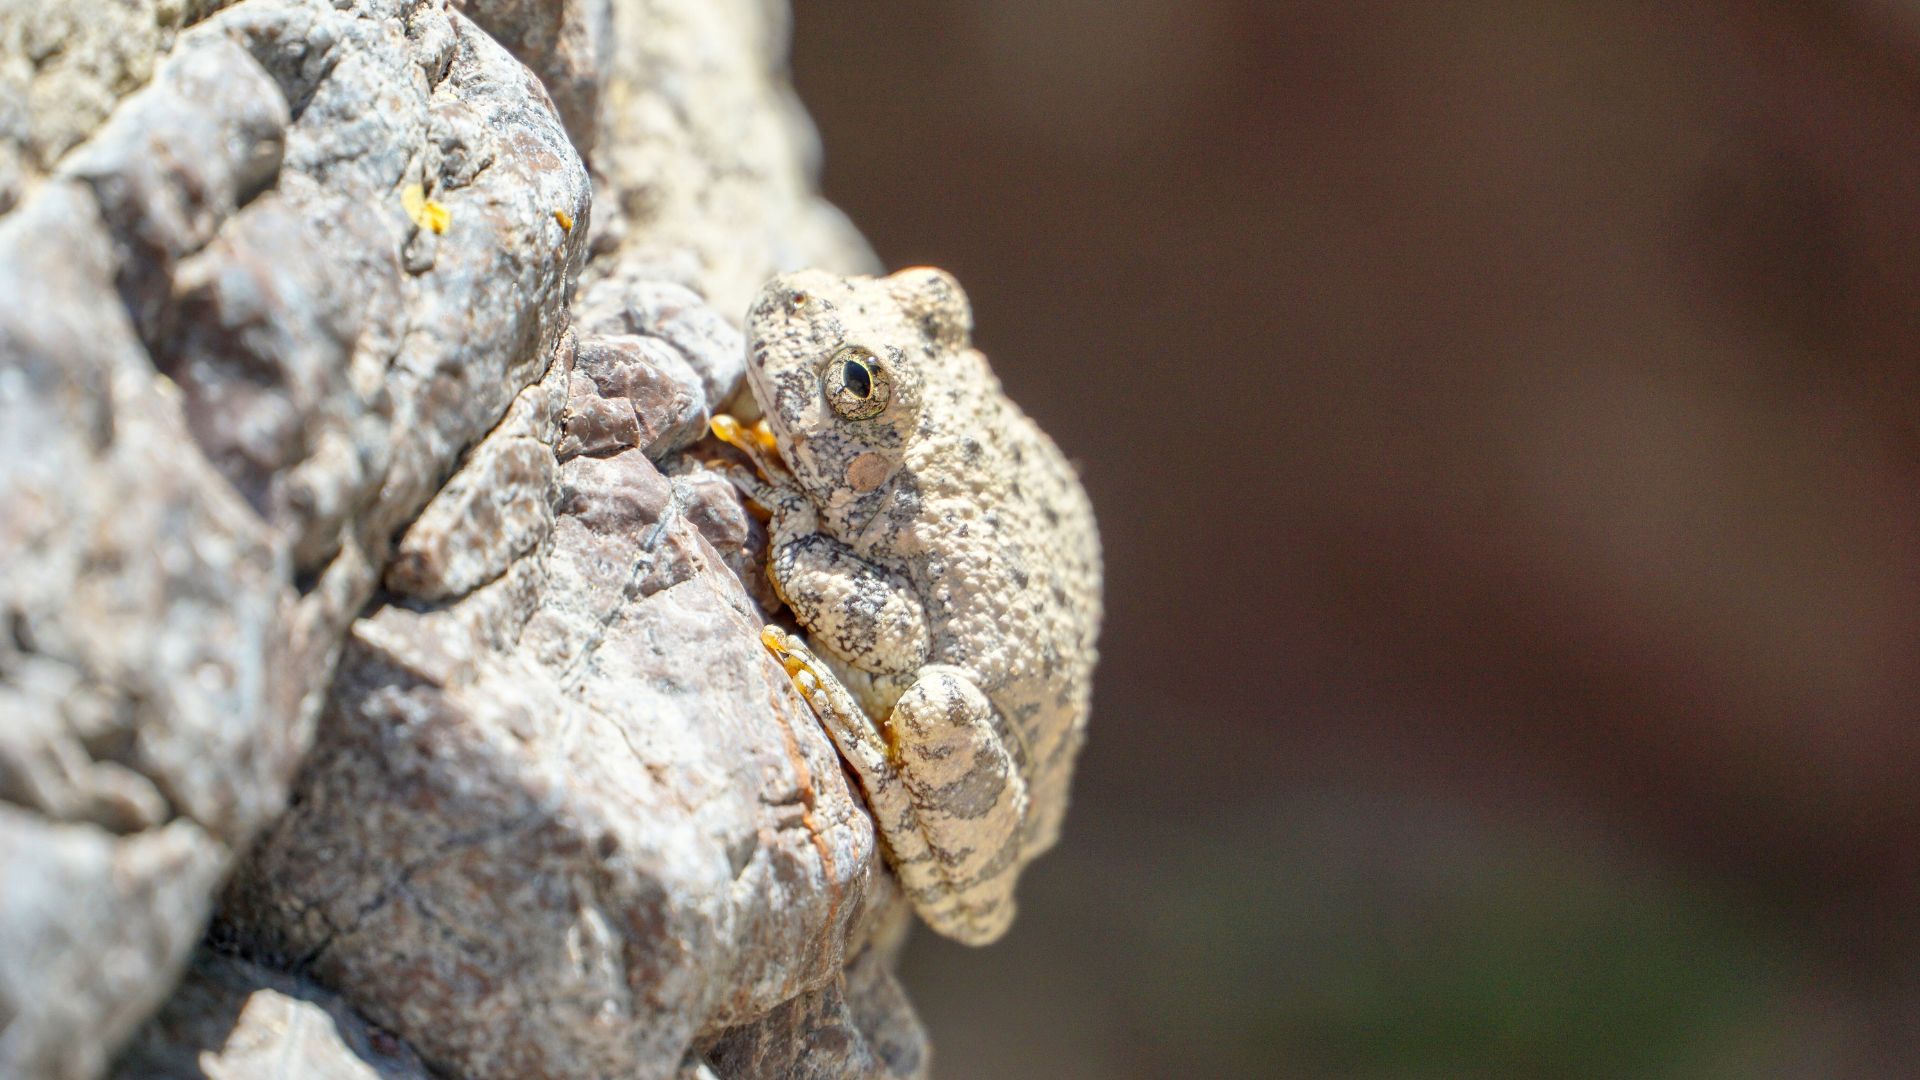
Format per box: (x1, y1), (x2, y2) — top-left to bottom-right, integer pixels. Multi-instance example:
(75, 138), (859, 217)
(710, 414), (750, 451)
(760, 626), (819, 682)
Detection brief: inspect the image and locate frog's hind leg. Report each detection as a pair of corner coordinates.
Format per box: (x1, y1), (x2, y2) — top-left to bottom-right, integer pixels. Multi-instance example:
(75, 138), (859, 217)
(885, 666), (1028, 946)
(762, 629), (1026, 946)
(762, 626), (939, 863)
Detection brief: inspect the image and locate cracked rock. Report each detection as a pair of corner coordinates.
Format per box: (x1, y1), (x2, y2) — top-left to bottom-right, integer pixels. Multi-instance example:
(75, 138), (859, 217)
(560, 331), (710, 461)
(6, 1), (930, 1078)
(2, 0), (588, 1074)
(222, 429), (900, 1078)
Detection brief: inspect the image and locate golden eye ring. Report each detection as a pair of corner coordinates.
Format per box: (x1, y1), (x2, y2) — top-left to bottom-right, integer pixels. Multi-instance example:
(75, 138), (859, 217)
(824, 345), (891, 420)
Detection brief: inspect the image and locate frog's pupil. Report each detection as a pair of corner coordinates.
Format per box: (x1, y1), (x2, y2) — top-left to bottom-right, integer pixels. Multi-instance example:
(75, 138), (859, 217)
(844, 359), (873, 399)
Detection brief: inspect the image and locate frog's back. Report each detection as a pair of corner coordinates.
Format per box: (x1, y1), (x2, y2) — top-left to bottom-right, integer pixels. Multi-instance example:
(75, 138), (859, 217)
(908, 354), (1102, 857)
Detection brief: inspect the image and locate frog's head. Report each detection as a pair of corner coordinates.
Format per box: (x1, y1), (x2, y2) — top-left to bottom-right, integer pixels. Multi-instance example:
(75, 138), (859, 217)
(744, 267), (972, 510)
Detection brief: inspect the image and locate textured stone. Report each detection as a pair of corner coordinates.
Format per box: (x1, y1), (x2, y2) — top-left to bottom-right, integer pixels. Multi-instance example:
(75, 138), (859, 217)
(110, 950), (433, 1079)
(60, 33), (290, 344)
(557, 369), (644, 459)
(223, 435), (898, 1079)
(0, 93), (299, 1080)
(2, 1), (928, 1078)
(0, 0), (590, 1074)
(576, 274), (749, 408)
(0, 0), (253, 214)
(155, 198), (361, 524)
(670, 457), (779, 614)
(560, 331), (710, 460)
(456, 0), (612, 155)
(0, 809), (229, 1080)
(585, 0), (879, 320)
(385, 344), (571, 602)
(701, 910), (928, 1080)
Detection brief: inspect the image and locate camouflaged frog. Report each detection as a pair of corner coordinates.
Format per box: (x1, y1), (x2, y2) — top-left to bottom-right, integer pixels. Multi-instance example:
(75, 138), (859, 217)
(713, 267), (1101, 945)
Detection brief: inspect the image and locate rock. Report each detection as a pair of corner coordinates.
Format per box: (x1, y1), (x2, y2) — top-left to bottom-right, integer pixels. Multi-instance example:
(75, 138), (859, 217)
(584, 0), (879, 320)
(0, 0), (589, 1074)
(561, 331), (711, 460)
(456, 0), (612, 156)
(670, 457), (779, 614)
(0, 97), (299, 1080)
(155, 196), (360, 526)
(222, 434), (898, 1079)
(0, 810), (230, 1080)
(701, 910), (929, 1080)
(109, 949), (434, 1079)
(385, 347), (571, 603)
(557, 368), (645, 459)
(60, 33), (290, 344)
(0, 0), (250, 214)
(4, 1), (929, 1078)
(575, 274), (748, 408)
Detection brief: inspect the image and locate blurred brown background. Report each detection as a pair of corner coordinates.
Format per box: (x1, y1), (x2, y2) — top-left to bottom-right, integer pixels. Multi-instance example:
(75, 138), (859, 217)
(791, 3), (1920, 1076)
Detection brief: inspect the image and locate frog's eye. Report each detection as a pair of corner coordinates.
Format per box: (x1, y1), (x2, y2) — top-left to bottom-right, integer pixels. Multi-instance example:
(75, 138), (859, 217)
(824, 345), (891, 420)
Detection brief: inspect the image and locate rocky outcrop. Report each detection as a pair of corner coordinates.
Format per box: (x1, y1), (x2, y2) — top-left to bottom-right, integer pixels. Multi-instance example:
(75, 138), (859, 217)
(0, 0), (913, 1077)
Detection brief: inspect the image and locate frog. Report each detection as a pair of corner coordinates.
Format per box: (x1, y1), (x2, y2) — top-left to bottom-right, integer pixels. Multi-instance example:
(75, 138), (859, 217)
(711, 267), (1101, 946)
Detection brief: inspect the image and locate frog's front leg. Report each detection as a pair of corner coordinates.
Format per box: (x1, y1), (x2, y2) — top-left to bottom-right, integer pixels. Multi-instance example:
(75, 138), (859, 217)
(770, 533), (930, 675)
(763, 628), (1028, 946)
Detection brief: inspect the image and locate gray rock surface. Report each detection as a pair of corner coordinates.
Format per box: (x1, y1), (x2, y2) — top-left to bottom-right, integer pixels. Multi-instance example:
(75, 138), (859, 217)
(0, 0), (240, 214)
(456, 0), (612, 155)
(702, 910), (929, 1080)
(575, 274), (749, 420)
(584, 0), (878, 320)
(562, 331), (713, 461)
(224, 355), (901, 1077)
(2, 0), (928, 1078)
(0, 41), (302, 1080)
(110, 949), (433, 1079)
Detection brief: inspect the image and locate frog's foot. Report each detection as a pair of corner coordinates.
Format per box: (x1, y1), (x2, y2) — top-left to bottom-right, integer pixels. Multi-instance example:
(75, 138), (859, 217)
(760, 627), (865, 727)
(883, 667), (1027, 946)
(707, 452), (810, 524)
(761, 624), (825, 688)
(759, 626), (1021, 945)
(709, 414), (783, 478)
(760, 625), (913, 823)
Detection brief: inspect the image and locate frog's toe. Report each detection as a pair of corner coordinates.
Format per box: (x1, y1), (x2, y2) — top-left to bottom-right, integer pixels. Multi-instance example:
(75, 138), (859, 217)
(709, 414), (782, 474)
(708, 413), (751, 452)
(760, 625), (822, 684)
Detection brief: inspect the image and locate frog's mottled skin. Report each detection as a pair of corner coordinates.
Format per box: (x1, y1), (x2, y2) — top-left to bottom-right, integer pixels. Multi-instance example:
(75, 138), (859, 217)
(726, 267), (1101, 945)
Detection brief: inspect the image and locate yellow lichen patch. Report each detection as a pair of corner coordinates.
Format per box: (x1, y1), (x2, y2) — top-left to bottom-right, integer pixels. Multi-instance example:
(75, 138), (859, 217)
(401, 183), (449, 235)
(553, 208), (574, 232)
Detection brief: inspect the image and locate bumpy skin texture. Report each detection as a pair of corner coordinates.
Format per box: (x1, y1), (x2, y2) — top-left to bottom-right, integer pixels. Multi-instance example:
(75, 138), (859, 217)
(730, 267), (1102, 945)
